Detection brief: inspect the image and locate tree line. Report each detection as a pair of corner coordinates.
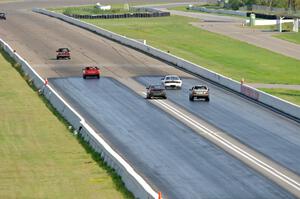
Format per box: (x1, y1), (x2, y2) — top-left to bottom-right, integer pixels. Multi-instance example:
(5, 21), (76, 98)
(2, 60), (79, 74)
(227, 0), (300, 11)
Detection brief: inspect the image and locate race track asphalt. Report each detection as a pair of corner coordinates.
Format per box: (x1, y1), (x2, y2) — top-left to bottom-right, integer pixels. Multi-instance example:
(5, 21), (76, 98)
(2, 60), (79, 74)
(0, 1), (300, 197)
(136, 76), (300, 176)
(49, 77), (295, 199)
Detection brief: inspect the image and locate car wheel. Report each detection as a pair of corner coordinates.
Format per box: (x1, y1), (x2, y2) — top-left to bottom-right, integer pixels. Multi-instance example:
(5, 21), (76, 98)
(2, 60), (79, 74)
(163, 96), (167, 99)
(206, 97), (210, 102)
(83, 75), (86, 79)
(96, 75), (100, 79)
(56, 57), (59, 60)
(189, 96), (194, 101)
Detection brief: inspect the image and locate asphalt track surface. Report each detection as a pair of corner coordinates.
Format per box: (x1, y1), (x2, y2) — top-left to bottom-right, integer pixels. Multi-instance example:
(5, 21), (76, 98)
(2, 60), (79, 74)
(137, 76), (300, 176)
(50, 77), (295, 199)
(0, 0), (300, 198)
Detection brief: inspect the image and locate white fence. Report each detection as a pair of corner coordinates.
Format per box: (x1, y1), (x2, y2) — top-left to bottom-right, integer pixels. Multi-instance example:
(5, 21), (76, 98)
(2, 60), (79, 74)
(246, 19), (295, 25)
(245, 18), (299, 32)
(0, 38), (158, 199)
(32, 8), (300, 120)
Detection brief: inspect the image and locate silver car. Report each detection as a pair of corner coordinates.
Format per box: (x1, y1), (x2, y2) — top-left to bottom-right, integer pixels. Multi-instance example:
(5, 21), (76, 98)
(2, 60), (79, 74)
(189, 85), (209, 101)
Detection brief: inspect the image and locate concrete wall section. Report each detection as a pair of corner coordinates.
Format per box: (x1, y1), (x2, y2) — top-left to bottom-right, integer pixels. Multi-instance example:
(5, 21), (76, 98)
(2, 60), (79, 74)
(0, 39), (44, 89)
(245, 19), (295, 26)
(79, 123), (157, 199)
(0, 38), (158, 199)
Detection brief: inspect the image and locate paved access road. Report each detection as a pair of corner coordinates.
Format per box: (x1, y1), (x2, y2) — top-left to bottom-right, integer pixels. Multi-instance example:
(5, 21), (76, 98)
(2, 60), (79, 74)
(0, 0), (300, 198)
(50, 77), (295, 199)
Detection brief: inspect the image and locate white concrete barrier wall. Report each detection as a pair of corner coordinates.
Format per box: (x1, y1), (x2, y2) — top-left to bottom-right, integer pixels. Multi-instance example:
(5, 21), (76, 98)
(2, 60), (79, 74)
(1, 39), (44, 89)
(0, 38), (158, 199)
(32, 8), (300, 120)
(245, 19), (295, 26)
(79, 125), (155, 199)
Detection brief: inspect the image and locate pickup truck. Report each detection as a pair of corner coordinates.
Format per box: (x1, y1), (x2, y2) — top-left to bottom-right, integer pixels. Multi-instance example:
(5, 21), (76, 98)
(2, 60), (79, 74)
(56, 48), (70, 59)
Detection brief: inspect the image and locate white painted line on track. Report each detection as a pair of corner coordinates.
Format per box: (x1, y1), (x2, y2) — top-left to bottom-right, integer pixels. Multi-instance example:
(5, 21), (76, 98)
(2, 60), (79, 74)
(142, 92), (300, 192)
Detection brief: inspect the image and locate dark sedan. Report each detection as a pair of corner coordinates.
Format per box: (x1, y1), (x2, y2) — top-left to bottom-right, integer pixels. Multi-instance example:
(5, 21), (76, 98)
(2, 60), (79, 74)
(146, 85), (167, 99)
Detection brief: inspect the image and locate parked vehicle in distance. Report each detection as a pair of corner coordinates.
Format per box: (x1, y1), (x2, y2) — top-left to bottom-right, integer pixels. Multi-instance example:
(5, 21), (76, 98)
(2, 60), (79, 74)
(82, 66), (100, 79)
(161, 75), (182, 89)
(146, 85), (167, 99)
(56, 48), (70, 59)
(0, 13), (6, 20)
(189, 85), (209, 101)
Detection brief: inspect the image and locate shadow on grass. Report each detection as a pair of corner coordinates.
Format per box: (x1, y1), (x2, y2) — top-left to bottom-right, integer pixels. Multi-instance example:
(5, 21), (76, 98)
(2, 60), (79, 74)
(0, 48), (134, 199)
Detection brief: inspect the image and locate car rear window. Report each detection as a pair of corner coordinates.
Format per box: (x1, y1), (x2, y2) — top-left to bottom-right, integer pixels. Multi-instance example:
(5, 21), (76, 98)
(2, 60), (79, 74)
(194, 86), (207, 90)
(59, 48), (69, 52)
(166, 76), (180, 80)
(152, 85), (164, 89)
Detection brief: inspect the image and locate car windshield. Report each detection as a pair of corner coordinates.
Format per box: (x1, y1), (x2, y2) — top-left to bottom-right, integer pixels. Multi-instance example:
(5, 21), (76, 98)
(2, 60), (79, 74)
(194, 86), (207, 90)
(59, 48), (69, 52)
(87, 67), (98, 70)
(166, 76), (180, 80)
(151, 85), (164, 89)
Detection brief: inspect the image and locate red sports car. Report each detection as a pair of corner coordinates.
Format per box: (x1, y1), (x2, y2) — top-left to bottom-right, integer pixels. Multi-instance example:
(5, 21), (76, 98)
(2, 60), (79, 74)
(82, 66), (100, 79)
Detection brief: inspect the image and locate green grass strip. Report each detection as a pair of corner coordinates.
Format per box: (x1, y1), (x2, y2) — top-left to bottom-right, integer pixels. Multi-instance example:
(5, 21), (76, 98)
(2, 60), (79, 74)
(81, 15), (300, 85)
(275, 32), (300, 45)
(0, 48), (133, 199)
(51, 4), (133, 15)
(260, 88), (300, 106)
(169, 5), (247, 19)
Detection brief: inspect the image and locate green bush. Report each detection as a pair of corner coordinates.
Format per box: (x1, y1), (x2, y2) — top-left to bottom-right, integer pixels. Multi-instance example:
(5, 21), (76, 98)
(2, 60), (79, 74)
(229, 0), (243, 10)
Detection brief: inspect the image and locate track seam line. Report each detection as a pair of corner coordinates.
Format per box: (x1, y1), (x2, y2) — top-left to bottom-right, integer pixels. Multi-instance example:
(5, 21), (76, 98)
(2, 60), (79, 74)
(141, 92), (300, 192)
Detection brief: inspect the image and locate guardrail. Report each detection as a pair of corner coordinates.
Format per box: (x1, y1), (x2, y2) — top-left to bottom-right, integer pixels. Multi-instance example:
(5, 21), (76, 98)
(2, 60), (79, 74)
(0, 38), (159, 199)
(32, 8), (300, 120)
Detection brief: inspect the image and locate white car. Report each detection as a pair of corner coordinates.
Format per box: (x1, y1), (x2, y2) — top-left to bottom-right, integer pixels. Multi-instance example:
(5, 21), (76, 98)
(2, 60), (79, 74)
(161, 75), (182, 89)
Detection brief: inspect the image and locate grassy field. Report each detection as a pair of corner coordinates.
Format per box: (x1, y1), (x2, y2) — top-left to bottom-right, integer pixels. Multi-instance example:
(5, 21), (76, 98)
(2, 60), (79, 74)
(169, 5), (199, 12)
(81, 15), (300, 84)
(249, 24), (300, 44)
(169, 5), (247, 19)
(260, 88), (300, 105)
(275, 32), (300, 45)
(51, 4), (132, 15)
(0, 49), (132, 199)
